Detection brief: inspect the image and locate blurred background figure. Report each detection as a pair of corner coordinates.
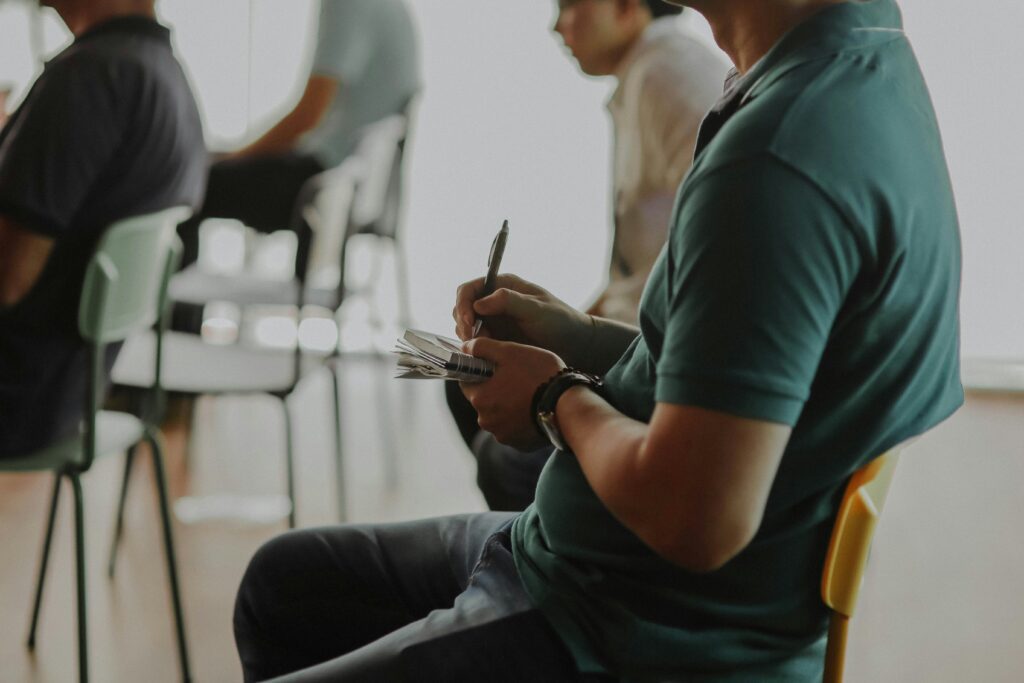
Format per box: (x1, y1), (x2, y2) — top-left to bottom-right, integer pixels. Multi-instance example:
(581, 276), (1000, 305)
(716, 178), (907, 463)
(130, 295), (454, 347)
(0, 0), (205, 458)
(0, 83), (11, 128)
(176, 0), (420, 276)
(446, 0), (729, 511)
(556, 0), (726, 323)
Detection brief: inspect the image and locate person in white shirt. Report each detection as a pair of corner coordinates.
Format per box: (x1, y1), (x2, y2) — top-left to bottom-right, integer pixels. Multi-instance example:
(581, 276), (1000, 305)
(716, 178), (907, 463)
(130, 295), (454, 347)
(445, 0), (729, 510)
(596, 3), (728, 321)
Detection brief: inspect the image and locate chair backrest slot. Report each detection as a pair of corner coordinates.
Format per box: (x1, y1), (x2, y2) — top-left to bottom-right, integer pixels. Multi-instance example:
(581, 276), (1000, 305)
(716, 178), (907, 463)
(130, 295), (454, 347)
(78, 207), (191, 344)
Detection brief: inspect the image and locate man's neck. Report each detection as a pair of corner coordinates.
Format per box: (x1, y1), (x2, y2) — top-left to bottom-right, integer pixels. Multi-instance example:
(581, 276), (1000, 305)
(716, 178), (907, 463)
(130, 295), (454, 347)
(59, 1), (155, 38)
(691, 0), (848, 74)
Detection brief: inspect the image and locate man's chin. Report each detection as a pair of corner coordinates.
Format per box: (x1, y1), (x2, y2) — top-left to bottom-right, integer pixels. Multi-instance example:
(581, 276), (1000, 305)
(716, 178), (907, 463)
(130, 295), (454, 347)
(572, 58), (607, 77)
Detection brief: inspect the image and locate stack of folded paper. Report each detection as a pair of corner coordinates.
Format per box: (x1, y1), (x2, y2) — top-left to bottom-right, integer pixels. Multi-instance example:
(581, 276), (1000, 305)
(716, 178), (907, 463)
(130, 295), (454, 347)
(393, 329), (494, 382)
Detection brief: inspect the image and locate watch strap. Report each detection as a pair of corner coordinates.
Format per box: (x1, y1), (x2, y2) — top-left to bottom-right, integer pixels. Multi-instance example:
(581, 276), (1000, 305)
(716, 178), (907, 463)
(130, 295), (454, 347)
(531, 368), (603, 450)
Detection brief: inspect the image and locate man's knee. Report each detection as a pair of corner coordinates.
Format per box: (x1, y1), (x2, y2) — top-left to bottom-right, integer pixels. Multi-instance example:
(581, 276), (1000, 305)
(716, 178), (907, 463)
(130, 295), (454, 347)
(234, 526), (385, 627)
(234, 530), (309, 637)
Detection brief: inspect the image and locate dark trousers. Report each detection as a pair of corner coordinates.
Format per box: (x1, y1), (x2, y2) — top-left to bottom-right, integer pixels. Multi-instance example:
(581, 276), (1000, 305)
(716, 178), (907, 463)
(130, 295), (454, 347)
(233, 513), (609, 682)
(444, 380), (552, 511)
(177, 151), (325, 276)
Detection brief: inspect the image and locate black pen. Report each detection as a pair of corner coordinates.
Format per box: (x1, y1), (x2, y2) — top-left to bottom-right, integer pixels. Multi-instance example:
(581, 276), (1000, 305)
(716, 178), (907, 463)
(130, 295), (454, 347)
(472, 219), (509, 338)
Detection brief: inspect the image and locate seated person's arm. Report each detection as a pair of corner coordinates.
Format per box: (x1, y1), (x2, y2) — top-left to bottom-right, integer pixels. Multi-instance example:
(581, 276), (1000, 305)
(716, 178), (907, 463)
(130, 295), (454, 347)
(558, 392), (788, 572)
(233, 75), (337, 159)
(454, 273), (639, 376)
(0, 215), (54, 308)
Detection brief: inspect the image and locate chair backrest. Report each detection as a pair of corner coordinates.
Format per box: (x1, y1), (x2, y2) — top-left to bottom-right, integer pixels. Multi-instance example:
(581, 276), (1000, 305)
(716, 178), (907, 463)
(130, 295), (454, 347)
(821, 448), (901, 683)
(299, 114), (410, 295)
(76, 206), (190, 469)
(348, 114), (409, 239)
(78, 207), (191, 344)
(301, 161), (362, 290)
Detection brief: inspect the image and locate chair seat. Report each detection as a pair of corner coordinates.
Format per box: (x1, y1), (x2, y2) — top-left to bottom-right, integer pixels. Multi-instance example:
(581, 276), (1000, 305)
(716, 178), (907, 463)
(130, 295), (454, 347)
(0, 411), (145, 473)
(169, 266), (339, 309)
(112, 330), (328, 395)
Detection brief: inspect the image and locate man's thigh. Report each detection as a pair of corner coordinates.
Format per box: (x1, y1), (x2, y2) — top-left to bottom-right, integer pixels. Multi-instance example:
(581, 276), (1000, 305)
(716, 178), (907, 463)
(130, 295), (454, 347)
(202, 152), (323, 232)
(267, 518), (586, 683)
(235, 513), (518, 679)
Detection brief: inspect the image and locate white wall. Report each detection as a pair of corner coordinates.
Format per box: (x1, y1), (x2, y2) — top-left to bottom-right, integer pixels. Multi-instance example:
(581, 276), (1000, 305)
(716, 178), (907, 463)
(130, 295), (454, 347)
(898, 0), (1024, 359)
(1, 0), (1020, 357)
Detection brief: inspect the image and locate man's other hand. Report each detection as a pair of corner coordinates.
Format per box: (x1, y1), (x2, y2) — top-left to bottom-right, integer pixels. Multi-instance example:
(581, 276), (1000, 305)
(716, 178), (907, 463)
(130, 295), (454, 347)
(459, 337), (566, 450)
(453, 273), (591, 361)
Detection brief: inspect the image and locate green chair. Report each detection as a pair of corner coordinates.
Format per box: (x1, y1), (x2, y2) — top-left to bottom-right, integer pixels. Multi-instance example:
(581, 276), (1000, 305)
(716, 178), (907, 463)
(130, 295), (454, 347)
(0, 207), (193, 683)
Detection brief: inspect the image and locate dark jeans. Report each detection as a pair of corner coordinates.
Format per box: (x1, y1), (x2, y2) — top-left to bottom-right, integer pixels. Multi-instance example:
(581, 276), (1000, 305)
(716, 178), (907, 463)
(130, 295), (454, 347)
(177, 151), (325, 276)
(444, 380), (552, 511)
(233, 513), (609, 682)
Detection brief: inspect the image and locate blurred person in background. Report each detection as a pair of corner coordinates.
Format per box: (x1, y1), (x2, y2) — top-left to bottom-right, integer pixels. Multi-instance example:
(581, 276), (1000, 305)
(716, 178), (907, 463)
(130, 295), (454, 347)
(175, 0), (420, 276)
(446, 0), (728, 511)
(0, 0), (205, 457)
(0, 84), (11, 128)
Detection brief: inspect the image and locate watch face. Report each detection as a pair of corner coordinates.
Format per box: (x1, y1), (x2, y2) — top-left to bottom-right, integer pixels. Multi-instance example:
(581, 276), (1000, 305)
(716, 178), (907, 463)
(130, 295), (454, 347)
(538, 411), (568, 452)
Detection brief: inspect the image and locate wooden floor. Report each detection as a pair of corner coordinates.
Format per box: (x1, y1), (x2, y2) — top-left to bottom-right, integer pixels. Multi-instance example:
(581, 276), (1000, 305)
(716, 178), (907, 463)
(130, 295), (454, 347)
(1, 360), (1022, 682)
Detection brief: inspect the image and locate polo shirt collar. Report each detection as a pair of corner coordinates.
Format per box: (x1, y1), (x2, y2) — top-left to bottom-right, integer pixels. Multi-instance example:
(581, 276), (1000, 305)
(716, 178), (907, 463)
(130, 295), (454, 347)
(75, 15), (170, 46)
(716, 0), (904, 113)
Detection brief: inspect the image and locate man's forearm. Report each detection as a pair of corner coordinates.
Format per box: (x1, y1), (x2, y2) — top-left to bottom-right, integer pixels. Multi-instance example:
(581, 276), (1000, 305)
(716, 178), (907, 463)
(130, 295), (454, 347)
(554, 385), (655, 535)
(236, 109), (313, 158)
(553, 384), (788, 573)
(236, 75), (337, 159)
(0, 216), (55, 307)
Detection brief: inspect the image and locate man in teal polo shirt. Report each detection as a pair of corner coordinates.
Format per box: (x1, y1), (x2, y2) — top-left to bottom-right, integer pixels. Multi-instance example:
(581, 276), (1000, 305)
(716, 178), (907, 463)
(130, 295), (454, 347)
(232, 1), (962, 680)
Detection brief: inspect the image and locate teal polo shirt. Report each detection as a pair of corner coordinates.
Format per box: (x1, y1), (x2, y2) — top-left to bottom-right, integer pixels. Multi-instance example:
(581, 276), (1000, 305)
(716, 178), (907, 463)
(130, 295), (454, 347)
(512, 1), (963, 680)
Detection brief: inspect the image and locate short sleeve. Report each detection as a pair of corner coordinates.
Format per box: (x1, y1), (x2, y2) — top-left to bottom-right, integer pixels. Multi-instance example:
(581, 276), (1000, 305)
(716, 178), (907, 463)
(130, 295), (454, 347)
(311, 0), (377, 83)
(655, 155), (861, 425)
(0, 57), (123, 237)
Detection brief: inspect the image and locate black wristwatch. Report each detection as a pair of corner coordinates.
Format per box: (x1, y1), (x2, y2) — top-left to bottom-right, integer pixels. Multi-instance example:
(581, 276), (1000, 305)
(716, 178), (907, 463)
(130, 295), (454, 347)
(532, 368), (603, 452)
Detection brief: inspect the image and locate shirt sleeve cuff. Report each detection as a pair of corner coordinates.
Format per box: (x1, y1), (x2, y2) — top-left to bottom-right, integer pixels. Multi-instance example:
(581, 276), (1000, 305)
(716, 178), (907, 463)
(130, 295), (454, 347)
(0, 199), (65, 238)
(655, 372), (807, 426)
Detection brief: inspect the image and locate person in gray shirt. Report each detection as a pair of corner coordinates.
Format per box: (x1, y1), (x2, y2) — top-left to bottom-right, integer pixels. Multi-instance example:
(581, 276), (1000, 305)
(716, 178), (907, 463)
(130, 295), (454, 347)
(176, 0), (420, 274)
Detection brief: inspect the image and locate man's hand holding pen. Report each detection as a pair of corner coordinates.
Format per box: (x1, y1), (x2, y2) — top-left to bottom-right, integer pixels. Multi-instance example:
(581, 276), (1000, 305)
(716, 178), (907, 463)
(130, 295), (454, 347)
(453, 273), (593, 367)
(451, 220), (596, 447)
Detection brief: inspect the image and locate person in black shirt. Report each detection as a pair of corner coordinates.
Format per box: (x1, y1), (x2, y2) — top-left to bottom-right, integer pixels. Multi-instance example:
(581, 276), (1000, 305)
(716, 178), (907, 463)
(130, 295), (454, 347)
(0, 0), (206, 457)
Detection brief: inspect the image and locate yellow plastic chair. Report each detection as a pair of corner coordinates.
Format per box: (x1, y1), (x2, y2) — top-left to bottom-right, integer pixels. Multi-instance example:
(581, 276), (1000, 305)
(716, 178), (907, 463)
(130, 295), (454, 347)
(821, 449), (901, 683)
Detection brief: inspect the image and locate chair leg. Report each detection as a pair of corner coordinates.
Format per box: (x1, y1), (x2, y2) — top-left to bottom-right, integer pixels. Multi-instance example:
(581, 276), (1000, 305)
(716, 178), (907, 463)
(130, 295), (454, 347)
(107, 444), (138, 578)
(330, 362), (346, 522)
(27, 473), (62, 650)
(393, 239), (412, 331)
(69, 472), (89, 683)
(374, 354), (399, 491)
(146, 428), (193, 683)
(282, 397), (297, 529)
(184, 395), (199, 471)
(824, 613), (850, 683)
